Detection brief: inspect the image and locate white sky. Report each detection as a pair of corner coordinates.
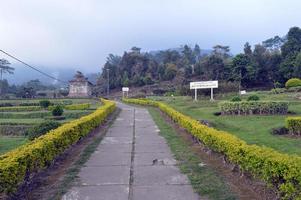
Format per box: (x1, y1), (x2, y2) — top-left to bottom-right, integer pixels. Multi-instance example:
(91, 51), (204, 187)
(0, 0), (300, 73)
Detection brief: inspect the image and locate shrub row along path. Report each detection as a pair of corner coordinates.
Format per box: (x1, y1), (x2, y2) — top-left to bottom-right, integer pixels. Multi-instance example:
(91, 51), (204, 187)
(62, 102), (200, 200)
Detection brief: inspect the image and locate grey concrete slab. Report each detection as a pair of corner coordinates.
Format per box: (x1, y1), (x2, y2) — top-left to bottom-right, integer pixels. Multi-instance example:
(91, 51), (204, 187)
(134, 152), (176, 166)
(63, 102), (200, 200)
(132, 185), (199, 200)
(85, 152), (131, 166)
(133, 165), (190, 186)
(102, 136), (132, 145)
(135, 143), (172, 154)
(62, 185), (129, 200)
(78, 166), (130, 185)
(135, 135), (166, 145)
(96, 144), (132, 153)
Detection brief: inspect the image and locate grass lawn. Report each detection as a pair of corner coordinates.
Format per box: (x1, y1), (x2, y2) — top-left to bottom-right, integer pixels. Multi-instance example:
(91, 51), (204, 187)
(150, 93), (301, 156)
(148, 107), (236, 200)
(0, 98), (101, 155)
(0, 136), (28, 154)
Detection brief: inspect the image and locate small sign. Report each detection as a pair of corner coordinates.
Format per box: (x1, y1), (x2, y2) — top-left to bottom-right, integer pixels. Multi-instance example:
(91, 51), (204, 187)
(122, 87), (129, 92)
(240, 90), (247, 95)
(190, 81), (218, 89)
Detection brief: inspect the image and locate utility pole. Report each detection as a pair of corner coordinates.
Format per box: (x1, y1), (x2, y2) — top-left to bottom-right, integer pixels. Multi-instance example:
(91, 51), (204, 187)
(107, 68), (110, 96)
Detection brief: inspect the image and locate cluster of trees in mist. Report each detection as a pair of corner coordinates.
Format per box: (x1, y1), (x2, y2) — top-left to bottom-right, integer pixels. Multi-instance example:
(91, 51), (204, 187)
(96, 27), (301, 93)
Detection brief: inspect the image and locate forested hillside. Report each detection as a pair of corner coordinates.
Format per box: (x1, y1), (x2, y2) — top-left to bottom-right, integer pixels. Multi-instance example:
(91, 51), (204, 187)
(96, 27), (301, 94)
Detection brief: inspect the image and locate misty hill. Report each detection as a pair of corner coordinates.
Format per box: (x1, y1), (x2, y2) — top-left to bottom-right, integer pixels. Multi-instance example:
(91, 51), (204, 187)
(4, 64), (98, 86)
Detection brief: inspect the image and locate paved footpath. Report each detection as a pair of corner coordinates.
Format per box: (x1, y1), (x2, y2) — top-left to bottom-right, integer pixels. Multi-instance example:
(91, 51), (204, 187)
(63, 103), (199, 200)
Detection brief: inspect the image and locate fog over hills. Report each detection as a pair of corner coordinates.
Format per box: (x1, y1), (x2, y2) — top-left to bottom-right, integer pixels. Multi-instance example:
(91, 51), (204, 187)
(5, 64), (98, 86)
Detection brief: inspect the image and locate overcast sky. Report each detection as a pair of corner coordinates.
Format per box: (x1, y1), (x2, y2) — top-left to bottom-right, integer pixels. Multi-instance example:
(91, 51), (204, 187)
(1, 0), (300, 74)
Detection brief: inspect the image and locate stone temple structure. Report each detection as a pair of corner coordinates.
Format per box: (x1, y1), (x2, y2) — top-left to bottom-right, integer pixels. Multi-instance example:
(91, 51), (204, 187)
(68, 71), (93, 97)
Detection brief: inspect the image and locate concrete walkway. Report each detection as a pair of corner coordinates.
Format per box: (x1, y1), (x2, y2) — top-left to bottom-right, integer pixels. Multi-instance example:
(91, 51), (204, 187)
(63, 103), (199, 200)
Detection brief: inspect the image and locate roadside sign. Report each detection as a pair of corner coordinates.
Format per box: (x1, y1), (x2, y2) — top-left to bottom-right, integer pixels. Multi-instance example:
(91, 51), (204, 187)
(240, 90), (246, 95)
(190, 81), (218, 101)
(122, 87), (129, 92)
(122, 87), (129, 98)
(190, 81), (218, 89)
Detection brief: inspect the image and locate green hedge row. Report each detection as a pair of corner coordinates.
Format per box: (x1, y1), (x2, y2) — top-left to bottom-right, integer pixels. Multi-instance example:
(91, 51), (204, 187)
(48, 103), (91, 111)
(0, 103), (92, 112)
(123, 98), (301, 200)
(0, 106), (42, 112)
(285, 117), (301, 135)
(0, 99), (115, 194)
(219, 101), (289, 115)
(0, 111), (91, 119)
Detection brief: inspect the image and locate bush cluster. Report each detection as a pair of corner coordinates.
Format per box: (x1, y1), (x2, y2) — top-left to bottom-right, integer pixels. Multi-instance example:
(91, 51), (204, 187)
(219, 101), (288, 115)
(51, 105), (64, 116)
(25, 121), (60, 140)
(285, 78), (301, 88)
(0, 99), (115, 194)
(230, 96), (241, 102)
(123, 98), (301, 199)
(39, 100), (51, 108)
(247, 95), (260, 101)
(285, 117), (301, 135)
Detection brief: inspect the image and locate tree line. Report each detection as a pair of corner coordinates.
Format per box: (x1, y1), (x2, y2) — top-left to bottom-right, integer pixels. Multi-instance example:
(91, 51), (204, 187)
(96, 27), (301, 93)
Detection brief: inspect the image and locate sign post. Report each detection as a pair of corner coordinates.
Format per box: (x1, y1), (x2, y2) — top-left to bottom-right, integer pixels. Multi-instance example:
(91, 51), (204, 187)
(190, 81), (218, 101)
(122, 87), (129, 98)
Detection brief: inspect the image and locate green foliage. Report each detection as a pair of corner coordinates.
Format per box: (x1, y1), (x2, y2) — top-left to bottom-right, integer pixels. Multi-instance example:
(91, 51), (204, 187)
(52, 105), (64, 116)
(247, 95), (260, 101)
(230, 96), (241, 102)
(64, 103), (90, 110)
(123, 98), (301, 199)
(285, 117), (301, 135)
(0, 106), (41, 112)
(285, 78), (301, 88)
(25, 121), (60, 140)
(219, 101), (289, 115)
(39, 100), (51, 108)
(0, 99), (115, 194)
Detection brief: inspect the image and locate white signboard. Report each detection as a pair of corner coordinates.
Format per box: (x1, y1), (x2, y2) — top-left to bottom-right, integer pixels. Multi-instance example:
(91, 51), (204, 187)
(240, 90), (247, 95)
(122, 87), (129, 92)
(190, 81), (218, 89)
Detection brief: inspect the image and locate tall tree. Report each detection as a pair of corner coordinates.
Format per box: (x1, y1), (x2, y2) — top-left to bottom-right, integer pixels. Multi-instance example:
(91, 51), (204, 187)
(0, 59), (14, 80)
(280, 27), (301, 80)
(231, 54), (256, 90)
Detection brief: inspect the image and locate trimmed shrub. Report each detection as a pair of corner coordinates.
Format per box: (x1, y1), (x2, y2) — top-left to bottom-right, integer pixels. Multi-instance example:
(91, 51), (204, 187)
(271, 127), (288, 135)
(0, 106), (41, 112)
(285, 78), (301, 88)
(0, 125), (31, 136)
(230, 96), (241, 102)
(25, 121), (60, 140)
(285, 117), (301, 135)
(64, 103), (90, 110)
(48, 103), (91, 111)
(247, 95), (260, 101)
(39, 100), (51, 108)
(219, 101), (288, 115)
(0, 99), (115, 194)
(52, 105), (64, 116)
(123, 98), (301, 199)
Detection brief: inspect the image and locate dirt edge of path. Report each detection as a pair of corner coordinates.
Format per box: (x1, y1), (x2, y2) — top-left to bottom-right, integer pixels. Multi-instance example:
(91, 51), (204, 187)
(6, 108), (121, 200)
(157, 108), (279, 200)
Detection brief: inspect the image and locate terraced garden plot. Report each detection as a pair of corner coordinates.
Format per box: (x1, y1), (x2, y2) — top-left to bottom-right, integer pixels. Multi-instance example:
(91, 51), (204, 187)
(149, 92), (301, 156)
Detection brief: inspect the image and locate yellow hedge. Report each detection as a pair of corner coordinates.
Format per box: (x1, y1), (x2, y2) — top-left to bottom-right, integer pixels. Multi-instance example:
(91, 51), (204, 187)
(123, 98), (301, 200)
(0, 99), (115, 194)
(0, 106), (41, 112)
(286, 117), (301, 135)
